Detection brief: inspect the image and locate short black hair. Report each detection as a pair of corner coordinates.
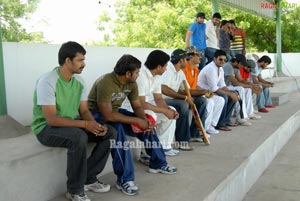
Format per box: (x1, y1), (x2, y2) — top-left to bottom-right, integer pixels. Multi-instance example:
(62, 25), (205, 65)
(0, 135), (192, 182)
(258, 55), (272, 64)
(212, 12), (222, 19)
(114, 54), (141, 75)
(58, 41), (86, 65)
(230, 58), (238, 63)
(214, 50), (227, 58)
(144, 50), (170, 70)
(220, 20), (229, 27)
(229, 19), (235, 25)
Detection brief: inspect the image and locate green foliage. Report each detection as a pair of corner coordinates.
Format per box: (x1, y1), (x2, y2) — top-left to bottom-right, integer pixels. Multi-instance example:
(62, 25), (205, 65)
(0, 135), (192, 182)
(96, 0), (299, 53)
(98, 0), (213, 48)
(0, 0), (44, 42)
(281, 6), (300, 52)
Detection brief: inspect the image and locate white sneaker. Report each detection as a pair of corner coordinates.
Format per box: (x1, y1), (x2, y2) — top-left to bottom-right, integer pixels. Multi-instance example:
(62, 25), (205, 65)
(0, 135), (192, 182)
(206, 127), (220, 135)
(237, 119), (252, 126)
(116, 181), (139, 196)
(190, 137), (203, 142)
(250, 113), (262, 120)
(84, 181), (110, 193)
(164, 149), (179, 156)
(66, 192), (91, 201)
(149, 165), (177, 174)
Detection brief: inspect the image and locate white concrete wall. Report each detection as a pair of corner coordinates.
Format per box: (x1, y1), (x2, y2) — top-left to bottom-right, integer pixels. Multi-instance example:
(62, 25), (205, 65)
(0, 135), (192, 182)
(2, 42), (300, 126)
(2, 42), (171, 126)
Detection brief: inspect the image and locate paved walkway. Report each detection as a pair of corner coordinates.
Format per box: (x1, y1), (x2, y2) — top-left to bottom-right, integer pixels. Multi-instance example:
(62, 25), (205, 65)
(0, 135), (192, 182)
(243, 128), (300, 201)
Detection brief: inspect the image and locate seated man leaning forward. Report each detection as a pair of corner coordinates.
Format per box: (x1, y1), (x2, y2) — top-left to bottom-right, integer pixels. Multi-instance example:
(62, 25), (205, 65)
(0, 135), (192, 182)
(32, 41), (116, 201)
(88, 54), (177, 196)
(137, 50), (180, 156)
(198, 49), (239, 131)
(250, 55), (276, 113)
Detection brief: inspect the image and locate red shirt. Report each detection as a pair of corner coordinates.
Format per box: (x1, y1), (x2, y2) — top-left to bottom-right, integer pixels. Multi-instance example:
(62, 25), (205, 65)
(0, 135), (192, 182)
(240, 68), (250, 80)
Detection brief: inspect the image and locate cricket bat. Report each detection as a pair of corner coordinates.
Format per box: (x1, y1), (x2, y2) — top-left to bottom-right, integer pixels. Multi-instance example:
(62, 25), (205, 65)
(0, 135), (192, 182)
(183, 80), (210, 145)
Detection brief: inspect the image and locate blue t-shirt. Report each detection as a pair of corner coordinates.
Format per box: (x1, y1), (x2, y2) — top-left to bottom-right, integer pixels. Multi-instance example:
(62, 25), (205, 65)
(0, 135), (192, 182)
(188, 22), (206, 51)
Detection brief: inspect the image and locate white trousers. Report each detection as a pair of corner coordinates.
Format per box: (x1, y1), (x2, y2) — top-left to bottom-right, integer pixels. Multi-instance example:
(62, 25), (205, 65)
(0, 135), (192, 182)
(155, 106), (176, 150)
(205, 95), (225, 130)
(228, 86), (254, 119)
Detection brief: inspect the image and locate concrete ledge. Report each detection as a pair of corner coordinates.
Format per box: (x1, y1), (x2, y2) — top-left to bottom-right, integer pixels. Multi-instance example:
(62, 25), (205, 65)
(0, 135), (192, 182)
(0, 115), (30, 140)
(269, 76), (300, 94)
(0, 134), (112, 201)
(271, 92), (289, 106)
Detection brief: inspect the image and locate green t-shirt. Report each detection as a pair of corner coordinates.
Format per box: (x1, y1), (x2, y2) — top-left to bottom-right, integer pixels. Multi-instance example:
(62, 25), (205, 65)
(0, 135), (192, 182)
(31, 67), (87, 135)
(88, 72), (138, 113)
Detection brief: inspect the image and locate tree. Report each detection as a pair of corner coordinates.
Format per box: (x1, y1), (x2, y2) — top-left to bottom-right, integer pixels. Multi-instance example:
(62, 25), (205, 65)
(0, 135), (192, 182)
(96, 0), (299, 53)
(280, 6), (300, 52)
(0, 0), (44, 42)
(96, 0), (212, 48)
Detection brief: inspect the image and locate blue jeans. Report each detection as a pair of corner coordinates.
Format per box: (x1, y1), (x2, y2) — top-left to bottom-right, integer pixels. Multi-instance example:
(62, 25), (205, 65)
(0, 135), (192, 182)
(257, 86), (272, 109)
(36, 125), (116, 194)
(165, 96), (207, 140)
(190, 96), (207, 138)
(216, 93), (236, 127)
(93, 109), (167, 184)
(198, 50), (206, 70)
(164, 98), (190, 143)
(221, 48), (234, 62)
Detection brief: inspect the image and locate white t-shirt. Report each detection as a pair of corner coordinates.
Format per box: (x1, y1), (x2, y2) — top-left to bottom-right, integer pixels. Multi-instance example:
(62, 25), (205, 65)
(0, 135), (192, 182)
(206, 20), (219, 49)
(198, 61), (226, 92)
(161, 63), (188, 99)
(136, 66), (161, 105)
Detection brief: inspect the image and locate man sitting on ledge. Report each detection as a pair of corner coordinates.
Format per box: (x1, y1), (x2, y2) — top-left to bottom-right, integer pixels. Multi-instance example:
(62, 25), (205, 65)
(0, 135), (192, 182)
(88, 54), (177, 196)
(31, 41), (116, 201)
(250, 55), (276, 113)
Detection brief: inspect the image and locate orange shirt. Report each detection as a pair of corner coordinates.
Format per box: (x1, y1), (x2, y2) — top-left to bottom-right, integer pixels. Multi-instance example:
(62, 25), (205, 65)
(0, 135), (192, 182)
(182, 62), (199, 89)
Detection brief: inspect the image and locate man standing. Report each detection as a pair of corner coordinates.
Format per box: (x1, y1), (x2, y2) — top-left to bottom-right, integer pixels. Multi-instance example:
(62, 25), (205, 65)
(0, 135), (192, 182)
(205, 12), (222, 64)
(185, 12), (207, 70)
(161, 49), (207, 149)
(32, 41), (115, 201)
(219, 20), (235, 62)
(88, 54), (177, 196)
(198, 50), (239, 131)
(137, 50), (179, 156)
(251, 55), (276, 113)
(229, 19), (246, 56)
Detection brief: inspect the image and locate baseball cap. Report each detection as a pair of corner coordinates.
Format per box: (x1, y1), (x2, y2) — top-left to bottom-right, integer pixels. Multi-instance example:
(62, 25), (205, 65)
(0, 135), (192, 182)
(171, 49), (188, 61)
(246, 59), (256, 69)
(196, 12), (206, 19)
(235, 54), (248, 67)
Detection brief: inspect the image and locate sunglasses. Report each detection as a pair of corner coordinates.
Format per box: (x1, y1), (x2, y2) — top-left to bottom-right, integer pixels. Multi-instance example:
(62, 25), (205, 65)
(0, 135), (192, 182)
(218, 58), (226, 62)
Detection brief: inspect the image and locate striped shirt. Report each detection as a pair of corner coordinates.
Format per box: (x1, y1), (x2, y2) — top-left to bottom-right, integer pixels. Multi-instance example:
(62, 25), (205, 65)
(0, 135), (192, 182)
(231, 28), (246, 51)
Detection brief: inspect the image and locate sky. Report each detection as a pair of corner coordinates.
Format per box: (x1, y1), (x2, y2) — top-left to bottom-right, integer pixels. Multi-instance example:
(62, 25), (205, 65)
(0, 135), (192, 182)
(24, 0), (299, 44)
(24, 0), (117, 44)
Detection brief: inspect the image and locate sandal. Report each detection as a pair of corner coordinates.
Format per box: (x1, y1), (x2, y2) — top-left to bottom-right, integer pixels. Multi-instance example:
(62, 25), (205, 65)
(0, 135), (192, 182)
(227, 122), (238, 127)
(216, 126), (232, 131)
